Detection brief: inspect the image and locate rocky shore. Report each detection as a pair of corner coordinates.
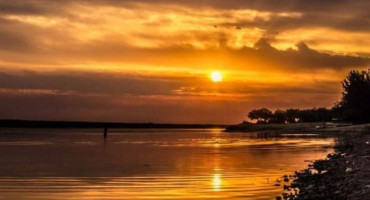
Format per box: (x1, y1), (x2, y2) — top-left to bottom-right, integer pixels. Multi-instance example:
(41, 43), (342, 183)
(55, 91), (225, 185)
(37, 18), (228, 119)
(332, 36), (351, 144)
(280, 129), (370, 200)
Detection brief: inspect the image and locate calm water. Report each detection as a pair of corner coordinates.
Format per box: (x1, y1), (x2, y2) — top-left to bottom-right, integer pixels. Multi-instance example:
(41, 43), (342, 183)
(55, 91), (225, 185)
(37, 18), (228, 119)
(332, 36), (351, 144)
(0, 128), (334, 200)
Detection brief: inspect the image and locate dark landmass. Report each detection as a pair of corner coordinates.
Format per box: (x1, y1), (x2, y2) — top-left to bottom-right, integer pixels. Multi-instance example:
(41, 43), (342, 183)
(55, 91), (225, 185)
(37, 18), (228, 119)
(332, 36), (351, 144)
(225, 122), (355, 134)
(0, 119), (228, 129)
(225, 122), (322, 133)
(278, 127), (370, 200)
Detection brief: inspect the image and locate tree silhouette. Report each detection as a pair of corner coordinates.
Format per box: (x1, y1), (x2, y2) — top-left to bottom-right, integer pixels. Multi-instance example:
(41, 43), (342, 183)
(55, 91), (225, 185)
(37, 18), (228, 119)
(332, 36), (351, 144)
(338, 70), (370, 123)
(245, 70), (370, 124)
(298, 109), (317, 122)
(317, 107), (332, 122)
(270, 109), (286, 123)
(286, 109), (300, 123)
(248, 108), (333, 124)
(248, 108), (273, 123)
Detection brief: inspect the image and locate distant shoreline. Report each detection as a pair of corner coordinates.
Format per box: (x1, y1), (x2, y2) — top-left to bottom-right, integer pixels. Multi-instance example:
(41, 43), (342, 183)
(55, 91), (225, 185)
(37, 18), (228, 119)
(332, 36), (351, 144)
(0, 119), (228, 129)
(225, 122), (370, 135)
(225, 122), (324, 133)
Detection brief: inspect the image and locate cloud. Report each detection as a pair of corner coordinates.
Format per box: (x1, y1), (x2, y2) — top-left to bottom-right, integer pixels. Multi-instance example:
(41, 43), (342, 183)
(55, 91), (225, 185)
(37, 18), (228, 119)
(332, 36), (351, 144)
(249, 39), (369, 70)
(219, 12), (370, 34)
(0, 70), (189, 96)
(0, 1), (45, 15)
(0, 31), (368, 73)
(66, 38), (369, 71)
(2, 0), (363, 14)
(0, 1), (368, 70)
(1, 1), (368, 17)
(0, 1), (368, 60)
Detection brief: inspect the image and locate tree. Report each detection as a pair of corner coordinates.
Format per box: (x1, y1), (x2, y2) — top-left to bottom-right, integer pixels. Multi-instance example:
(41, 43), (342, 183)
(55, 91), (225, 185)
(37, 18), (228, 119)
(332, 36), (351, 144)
(298, 109), (317, 122)
(338, 70), (370, 123)
(317, 107), (332, 122)
(286, 109), (300, 123)
(248, 108), (273, 123)
(270, 109), (286, 124)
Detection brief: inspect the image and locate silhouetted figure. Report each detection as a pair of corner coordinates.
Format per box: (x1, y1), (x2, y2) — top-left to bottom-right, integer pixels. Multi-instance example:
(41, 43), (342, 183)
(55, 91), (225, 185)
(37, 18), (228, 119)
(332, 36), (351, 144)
(104, 127), (108, 138)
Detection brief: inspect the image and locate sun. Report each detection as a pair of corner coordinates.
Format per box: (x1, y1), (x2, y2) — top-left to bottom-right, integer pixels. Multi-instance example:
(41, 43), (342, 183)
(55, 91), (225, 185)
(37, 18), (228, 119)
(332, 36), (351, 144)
(211, 71), (223, 82)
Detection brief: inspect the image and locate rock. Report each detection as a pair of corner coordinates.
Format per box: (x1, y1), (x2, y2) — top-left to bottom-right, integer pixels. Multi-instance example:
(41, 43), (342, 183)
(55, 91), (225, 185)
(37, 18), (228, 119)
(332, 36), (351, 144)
(291, 182), (299, 188)
(319, 186), (326, 191)
(306, 184), (314, 190)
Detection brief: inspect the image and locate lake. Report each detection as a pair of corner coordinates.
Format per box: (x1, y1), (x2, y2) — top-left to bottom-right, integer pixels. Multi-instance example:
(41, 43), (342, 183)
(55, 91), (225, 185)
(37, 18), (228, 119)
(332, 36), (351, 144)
(0, 128), (334, 200)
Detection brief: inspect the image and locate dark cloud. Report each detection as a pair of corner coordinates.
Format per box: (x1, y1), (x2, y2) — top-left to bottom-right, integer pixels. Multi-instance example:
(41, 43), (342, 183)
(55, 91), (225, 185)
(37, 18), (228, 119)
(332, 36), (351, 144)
(0, 18), (41, 52)
(0, 0), (80, 16)
(0, 33), (368, 72)
(0, 0), (369, 33)
(0, 68), (342, 98)
(0, 0), (367, 14)
(68, 38), (369, 71)
(0, 70), (188, 96)
(0, 1), (45, 15)
(219, 12), (370, 33)
(7, 0), (363, 14)
(249, 39), (370, 70)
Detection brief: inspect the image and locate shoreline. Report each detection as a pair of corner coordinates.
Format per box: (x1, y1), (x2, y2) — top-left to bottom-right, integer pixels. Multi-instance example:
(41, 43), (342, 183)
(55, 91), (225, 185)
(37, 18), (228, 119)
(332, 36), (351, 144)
(225, 122), (370, 199)
(281, 127), (370, 199)
(0, 119), (228, 129)
(225, 122), (370, 135)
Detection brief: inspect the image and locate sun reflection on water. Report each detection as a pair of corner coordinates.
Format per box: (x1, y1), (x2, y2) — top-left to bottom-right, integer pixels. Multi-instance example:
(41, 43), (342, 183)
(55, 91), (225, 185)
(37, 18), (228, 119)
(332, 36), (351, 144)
(0, 128), (335, 200)
(212, 173), (222, 191)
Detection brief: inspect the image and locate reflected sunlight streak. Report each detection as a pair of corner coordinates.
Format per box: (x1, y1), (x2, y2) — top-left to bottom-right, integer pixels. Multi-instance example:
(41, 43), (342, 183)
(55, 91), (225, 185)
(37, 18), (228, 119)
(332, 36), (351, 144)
(212, 173), (222, 192)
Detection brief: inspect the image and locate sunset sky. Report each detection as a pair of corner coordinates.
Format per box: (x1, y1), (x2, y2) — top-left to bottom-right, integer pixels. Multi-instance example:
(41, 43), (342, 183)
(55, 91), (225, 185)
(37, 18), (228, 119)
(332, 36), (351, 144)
(0, 0), (369, 124)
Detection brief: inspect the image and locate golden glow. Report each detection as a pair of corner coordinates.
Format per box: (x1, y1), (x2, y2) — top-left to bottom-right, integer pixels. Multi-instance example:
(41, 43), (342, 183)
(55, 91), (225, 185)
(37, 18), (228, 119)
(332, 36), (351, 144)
(212, 173), (222, 191)
(0, 1), (367, 124)
(211, 71), (223, 82)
